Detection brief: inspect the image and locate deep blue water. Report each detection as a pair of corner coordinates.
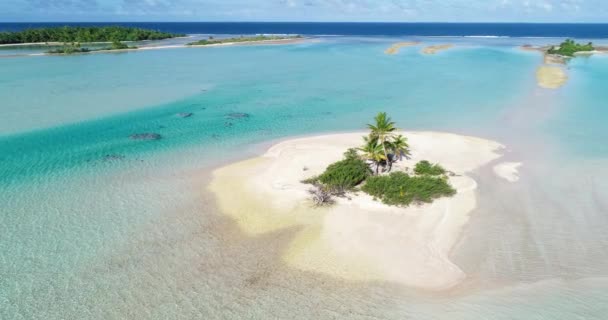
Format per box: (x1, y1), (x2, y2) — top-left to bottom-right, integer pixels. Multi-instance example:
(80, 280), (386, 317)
(2, 22), (608, 38)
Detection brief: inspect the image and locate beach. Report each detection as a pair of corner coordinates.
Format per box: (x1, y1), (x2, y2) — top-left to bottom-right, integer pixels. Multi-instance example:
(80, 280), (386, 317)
(209, 131), (505, 290)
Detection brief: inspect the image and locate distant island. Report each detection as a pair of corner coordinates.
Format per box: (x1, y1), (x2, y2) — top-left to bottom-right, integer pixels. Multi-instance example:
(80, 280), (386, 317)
(384, 41), (419, 55)
(520, 39), (600, 89)
(187, 35), (303, 46)
(0, 26), (183, 45)
(547, 39), (595, 57)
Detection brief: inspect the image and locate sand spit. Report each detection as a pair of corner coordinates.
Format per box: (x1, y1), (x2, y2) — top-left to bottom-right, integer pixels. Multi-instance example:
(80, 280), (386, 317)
(1, 38), (310, 58)
(189, 37), (307, 48)
(520, 45), (568, 89)
(544, 54), (567, 65)
(422, 44), (454, 54)
(537, 65), (568, 89)
(209, 132), (505, 290)
(493, 162), (523, 182)
(385, 42), (420, 55)
(519, 45), (567, 64)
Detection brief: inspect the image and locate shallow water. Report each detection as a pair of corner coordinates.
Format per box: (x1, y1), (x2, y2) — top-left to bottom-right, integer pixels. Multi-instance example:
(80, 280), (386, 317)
(1, 37), (608, 319)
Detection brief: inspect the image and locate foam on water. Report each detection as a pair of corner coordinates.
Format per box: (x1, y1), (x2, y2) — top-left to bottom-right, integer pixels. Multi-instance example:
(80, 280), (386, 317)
(2, 37), (608, 319)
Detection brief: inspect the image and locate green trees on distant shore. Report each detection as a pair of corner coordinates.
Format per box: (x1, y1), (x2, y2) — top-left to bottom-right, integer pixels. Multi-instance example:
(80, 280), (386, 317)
(547, 39), (594, 57)
(46, 42), (90, 54)
(0, 26), (183, 45)
(110, 40), (129, 50)
(46, 40), (135, 55)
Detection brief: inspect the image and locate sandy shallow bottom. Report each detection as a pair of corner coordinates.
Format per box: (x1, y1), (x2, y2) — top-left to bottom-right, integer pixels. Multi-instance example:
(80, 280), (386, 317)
(537, 65), (568, 89)
(493, 162), (523, 182)
(209, 131), (506, 290)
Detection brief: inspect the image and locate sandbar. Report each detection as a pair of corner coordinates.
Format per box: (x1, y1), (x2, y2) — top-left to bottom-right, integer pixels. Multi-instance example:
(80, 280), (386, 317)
(537, 65), (568, 89)
(208, 131), (505, 290)
(385, 42), (419, 55)
(422, 44), (454, 54)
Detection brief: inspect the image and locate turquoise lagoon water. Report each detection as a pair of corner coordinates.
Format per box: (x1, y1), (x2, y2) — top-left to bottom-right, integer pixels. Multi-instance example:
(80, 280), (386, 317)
(2, 37), (608, 319)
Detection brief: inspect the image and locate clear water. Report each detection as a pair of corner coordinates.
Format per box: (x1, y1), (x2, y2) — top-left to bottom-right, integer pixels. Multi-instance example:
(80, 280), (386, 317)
(1, 37), (608, 319)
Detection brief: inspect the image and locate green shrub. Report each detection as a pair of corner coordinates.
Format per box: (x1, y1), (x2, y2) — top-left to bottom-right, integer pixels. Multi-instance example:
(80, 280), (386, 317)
(110, 40), (129, 50)
(343, 148), (360, 160)
(318, 157), (371, 192)
(362, 172), (456, 207)
(46, 44), (90, 54)
(414, 160), (446, 176)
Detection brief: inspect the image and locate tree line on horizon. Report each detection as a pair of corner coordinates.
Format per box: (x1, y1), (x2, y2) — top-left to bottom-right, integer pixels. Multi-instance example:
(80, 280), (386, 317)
(0, 26), (183, 45)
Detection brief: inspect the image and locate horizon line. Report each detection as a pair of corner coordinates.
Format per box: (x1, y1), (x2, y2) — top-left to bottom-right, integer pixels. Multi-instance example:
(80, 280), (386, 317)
(3, 21), (608, 25)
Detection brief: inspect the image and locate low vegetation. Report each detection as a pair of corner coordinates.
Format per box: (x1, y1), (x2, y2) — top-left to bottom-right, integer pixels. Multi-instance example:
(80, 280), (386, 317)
(547, 39), (594, 57)
(303, 112), (457, 208)
(303, 149), (371, 206)
(414, 160), (446, 176)
(0, 26), (182, 44)
(362, 171), (456, 207)
(46, 40), (135, 55)
(188, 35), (302, 46)
(46, 42), (90, 54)
(110, 40), (130, 50)
(317, 148), (372, 193)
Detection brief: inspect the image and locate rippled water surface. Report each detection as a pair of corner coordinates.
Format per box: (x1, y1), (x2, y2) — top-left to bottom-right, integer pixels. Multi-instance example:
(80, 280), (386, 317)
(1, 37), (608, 319)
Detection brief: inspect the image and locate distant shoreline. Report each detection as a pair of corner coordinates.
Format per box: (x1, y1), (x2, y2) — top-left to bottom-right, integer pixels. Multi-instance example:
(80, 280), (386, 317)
(0, 37), (312, 58)
(0, 37), (191, 48)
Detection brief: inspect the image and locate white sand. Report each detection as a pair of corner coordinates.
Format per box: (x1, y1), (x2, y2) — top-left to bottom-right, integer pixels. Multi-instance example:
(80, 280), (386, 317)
(493, 162), (523, 182)
(209, 131), (504, 290)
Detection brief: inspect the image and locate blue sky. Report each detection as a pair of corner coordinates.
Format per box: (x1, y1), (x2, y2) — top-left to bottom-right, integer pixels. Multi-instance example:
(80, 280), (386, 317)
(1, 0), (606, 22)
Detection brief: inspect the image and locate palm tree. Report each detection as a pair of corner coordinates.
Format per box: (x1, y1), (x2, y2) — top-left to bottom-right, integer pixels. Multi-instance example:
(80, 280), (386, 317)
(367, 112), (397, 170)
(390, 135), (411, 161)
(358, 136), (386, 175)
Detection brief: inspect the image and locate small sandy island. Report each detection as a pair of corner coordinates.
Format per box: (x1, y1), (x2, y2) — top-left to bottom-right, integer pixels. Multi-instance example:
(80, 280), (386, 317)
(384, 42), (419, 55)
(537, 65), (568, 89)
(422, 44), (454, 54)
(209, 132), (505, 290)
